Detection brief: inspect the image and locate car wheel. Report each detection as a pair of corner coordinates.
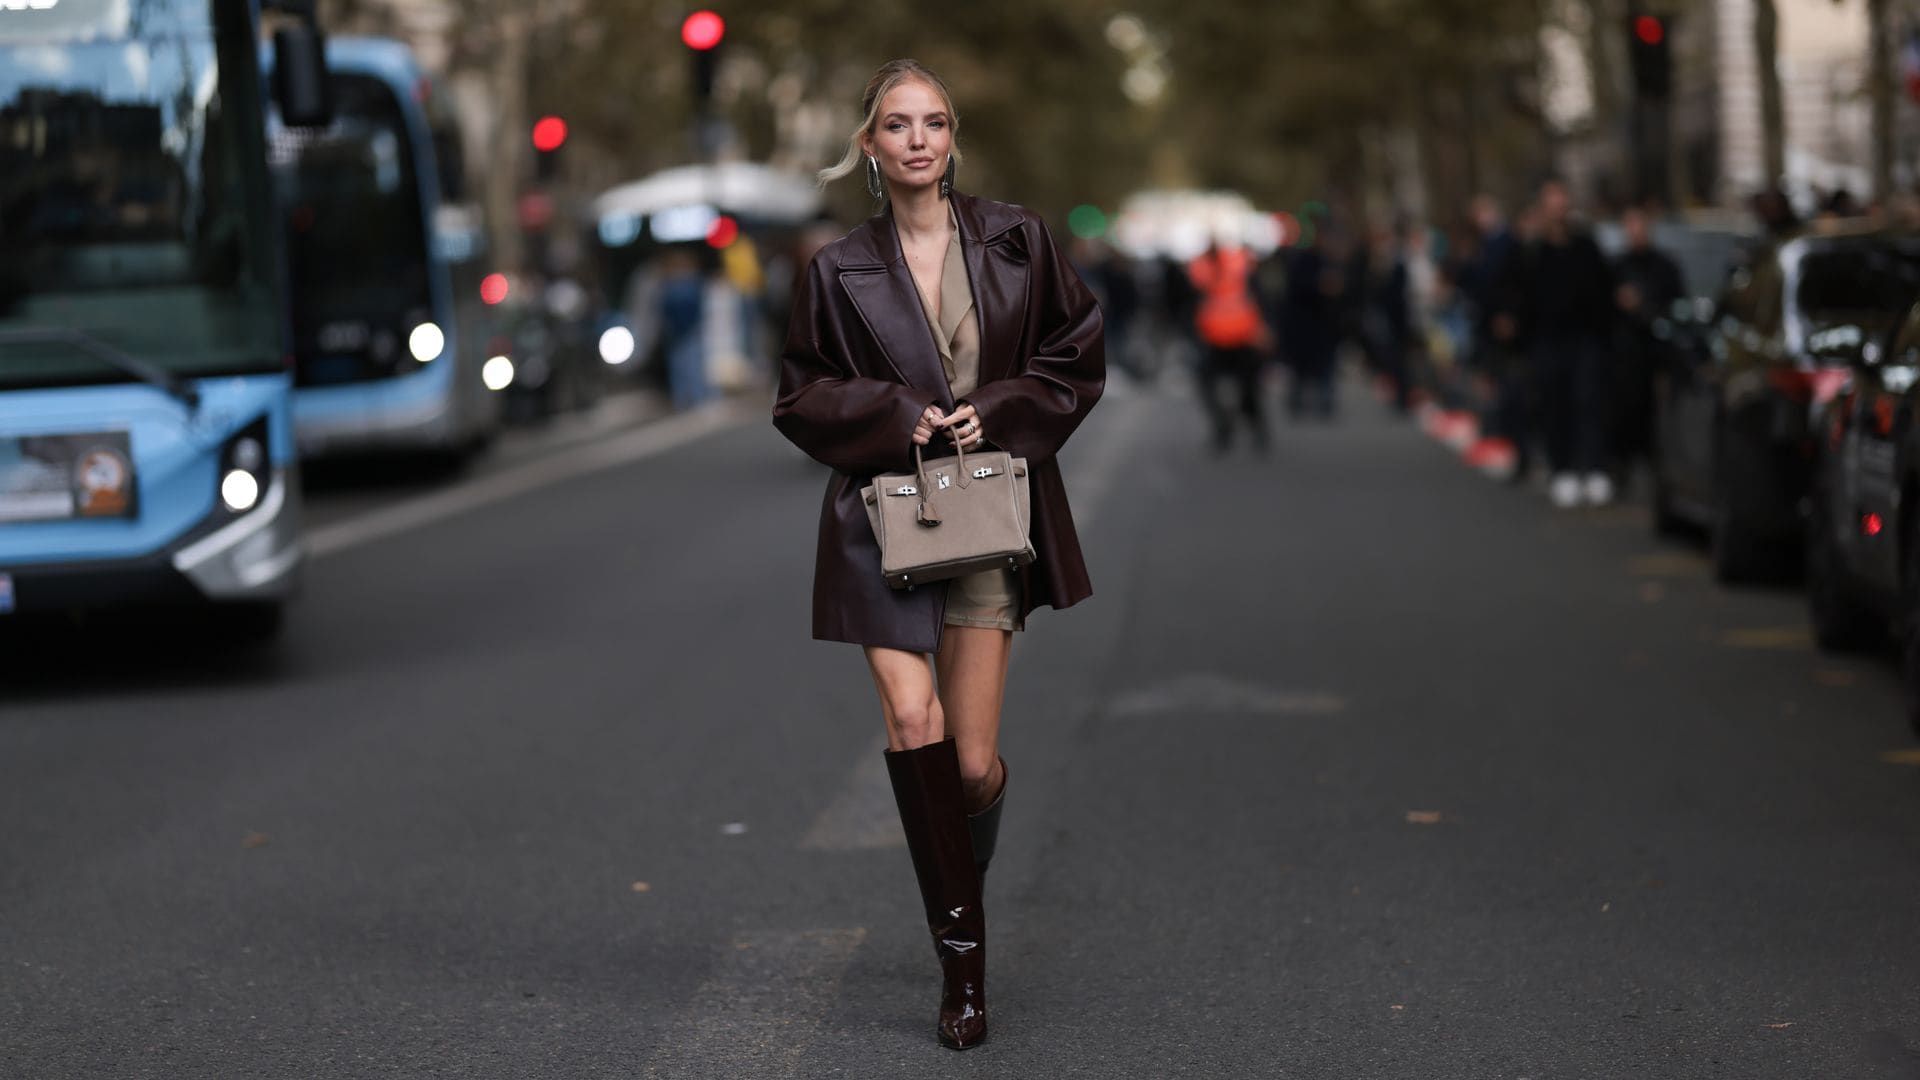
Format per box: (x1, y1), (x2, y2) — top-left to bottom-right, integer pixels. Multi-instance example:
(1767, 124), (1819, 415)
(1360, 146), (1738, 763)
(1650, 450), (1690, 538)
(1806, 485), (1881, 651)
(1710, 432), (1788, 584)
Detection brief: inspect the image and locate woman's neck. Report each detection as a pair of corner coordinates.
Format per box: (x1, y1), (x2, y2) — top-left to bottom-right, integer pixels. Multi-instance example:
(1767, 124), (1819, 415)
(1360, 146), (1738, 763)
(891, 184), (949, 244)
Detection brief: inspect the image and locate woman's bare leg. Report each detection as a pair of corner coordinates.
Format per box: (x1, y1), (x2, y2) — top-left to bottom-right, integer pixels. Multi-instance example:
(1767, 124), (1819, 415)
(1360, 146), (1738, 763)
(865, 646), (945, 750)
(936, 626), (1012, 810)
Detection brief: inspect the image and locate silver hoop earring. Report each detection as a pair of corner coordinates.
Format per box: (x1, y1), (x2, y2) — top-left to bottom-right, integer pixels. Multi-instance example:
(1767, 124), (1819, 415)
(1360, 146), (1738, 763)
(940, 156), (956, 199)
(865, 155), (885, 200)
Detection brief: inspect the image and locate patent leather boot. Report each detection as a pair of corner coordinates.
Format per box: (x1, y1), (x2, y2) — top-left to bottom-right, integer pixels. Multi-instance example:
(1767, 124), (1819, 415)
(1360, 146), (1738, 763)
(884, 738), (988, 1050)
(967, 757), (1008, 882)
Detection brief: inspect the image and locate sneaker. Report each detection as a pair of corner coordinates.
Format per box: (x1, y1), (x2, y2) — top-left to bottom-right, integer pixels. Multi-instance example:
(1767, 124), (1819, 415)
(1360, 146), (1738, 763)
(1583, 472), (1614, 506)
(1549, 473), (1582, 508)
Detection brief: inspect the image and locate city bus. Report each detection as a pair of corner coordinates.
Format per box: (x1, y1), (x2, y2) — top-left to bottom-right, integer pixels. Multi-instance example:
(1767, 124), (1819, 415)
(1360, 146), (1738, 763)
(266, 37), (501, 462)
(0, 0), (328, 638)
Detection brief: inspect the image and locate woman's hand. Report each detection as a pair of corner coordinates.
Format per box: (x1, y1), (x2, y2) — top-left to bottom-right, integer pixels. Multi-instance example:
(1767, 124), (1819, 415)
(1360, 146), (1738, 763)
(912, 404), (946, 446)
(934, 403), (985, 450)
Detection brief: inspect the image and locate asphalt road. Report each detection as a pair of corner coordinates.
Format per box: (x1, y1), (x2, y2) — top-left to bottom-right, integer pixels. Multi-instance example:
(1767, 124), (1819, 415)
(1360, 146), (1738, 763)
(5, 375), (1920, 1078)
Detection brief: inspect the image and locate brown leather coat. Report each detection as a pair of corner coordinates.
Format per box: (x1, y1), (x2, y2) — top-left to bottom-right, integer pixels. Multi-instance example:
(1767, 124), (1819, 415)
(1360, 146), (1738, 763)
(772, 192), (1105, 652)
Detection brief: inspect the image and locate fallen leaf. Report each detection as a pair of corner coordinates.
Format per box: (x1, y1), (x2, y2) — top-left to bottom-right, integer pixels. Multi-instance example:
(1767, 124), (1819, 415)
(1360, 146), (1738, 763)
(1813, 669), (1857, 688)
(629, 881), (651, 893)
(241, 831), (271, 849)
(1600, 902), (1611, 913)
(1716, 627), (1813, 651)
(1405, 810), (1444, 825)
(1638, 582), (1666, 603)
(1879, 749), (1920, 766)
(1764, 1022), (1793, 1030)
(1389, 1004), (1405, 1011)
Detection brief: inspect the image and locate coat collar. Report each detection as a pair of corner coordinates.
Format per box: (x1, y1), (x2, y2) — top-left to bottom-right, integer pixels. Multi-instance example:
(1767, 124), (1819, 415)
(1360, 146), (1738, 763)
(838, 192), (1028, 396)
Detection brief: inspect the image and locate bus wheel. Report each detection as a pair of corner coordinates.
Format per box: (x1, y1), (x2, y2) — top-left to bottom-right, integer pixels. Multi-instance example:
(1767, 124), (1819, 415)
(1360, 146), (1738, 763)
(213, 602), (285, 645)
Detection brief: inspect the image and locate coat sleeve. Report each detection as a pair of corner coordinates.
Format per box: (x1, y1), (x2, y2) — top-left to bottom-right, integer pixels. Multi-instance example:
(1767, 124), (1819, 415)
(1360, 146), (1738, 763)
(961, 216), (1106, 464)
(771, 250), (933, 476)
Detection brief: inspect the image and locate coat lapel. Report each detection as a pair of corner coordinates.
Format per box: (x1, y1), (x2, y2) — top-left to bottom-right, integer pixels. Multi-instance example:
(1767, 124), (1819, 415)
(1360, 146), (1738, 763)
(953, 192), (1030, 386)
(838, 208), (953, 407)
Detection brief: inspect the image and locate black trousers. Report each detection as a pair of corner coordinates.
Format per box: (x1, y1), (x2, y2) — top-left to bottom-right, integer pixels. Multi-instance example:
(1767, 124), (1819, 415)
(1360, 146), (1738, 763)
(1534, 335), (1611, 475)
(1199, 345), (1268, 449)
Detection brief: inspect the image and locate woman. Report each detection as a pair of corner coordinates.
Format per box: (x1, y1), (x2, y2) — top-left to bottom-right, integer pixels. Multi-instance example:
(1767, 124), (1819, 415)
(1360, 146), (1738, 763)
(771, 59), (1104, 1050)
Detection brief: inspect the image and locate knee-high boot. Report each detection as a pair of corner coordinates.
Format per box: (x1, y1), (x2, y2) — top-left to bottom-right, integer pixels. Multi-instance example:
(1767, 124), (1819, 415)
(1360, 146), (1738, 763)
(968, 757), (1008, 882)
(884, 737), (988, 1049)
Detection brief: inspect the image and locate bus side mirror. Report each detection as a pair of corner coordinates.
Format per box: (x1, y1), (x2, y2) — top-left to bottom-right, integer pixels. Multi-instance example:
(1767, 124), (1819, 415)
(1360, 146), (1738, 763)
(273, 25), (332, 128)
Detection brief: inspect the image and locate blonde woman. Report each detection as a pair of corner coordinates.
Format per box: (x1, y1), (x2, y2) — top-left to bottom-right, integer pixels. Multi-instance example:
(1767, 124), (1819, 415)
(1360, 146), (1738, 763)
(771, 59), (1105, 1049)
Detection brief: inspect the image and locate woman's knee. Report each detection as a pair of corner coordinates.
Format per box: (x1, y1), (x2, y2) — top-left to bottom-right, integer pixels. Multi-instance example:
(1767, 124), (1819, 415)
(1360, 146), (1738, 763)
(956, 744), (999, 789)
(886, 697), (944, 748)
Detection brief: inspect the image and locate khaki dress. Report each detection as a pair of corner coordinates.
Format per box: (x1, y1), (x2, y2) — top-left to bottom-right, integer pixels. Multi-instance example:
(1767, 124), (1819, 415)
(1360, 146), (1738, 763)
(912, 214), (1023, 632)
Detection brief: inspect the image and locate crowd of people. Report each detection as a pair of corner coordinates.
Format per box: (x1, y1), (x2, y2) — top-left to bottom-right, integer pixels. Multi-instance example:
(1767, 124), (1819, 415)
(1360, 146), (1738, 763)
(1081, 180), (1721, 509)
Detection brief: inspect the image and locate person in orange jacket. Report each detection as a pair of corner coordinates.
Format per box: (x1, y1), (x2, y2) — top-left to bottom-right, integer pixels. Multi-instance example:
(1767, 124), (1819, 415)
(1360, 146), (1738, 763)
(1187, 240), (1272, 453)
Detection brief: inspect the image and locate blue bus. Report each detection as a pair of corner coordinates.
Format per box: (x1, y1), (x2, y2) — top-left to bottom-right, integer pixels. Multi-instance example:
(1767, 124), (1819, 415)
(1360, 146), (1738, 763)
(266, 37), (501, 462)
(0, 0), (327, 638)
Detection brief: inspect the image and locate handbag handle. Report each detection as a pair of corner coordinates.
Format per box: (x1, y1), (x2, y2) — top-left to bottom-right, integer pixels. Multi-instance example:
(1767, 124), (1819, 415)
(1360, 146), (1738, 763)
(912, 434), (966, 527)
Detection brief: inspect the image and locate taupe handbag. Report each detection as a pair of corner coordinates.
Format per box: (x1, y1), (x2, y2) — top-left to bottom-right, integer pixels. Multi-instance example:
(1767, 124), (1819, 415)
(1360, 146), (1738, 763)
(861, 440), (1035, 590)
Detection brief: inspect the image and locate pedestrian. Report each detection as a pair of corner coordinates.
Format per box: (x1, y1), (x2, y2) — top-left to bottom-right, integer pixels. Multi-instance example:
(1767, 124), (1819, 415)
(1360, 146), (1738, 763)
(1610, 206), (1684, 491)
(770, 59), (1104, 1051)
(657, 249), (710, 410)
(1187, 238), (1271, 452)
(1517, 177), (1616, 507)
(1281, 229), (1342, 420)
(1461, 195), (1531, 480)
(1358, 223), (1415, 413)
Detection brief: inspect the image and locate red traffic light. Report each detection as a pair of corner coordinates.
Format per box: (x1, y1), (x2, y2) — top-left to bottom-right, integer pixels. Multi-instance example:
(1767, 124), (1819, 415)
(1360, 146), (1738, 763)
(706, 214), (740, 249)
(480, 273), (509, 305)
(682, 10), (725, 50)
(1634, 14), (1665, 46)
(531, 115), (568, 153)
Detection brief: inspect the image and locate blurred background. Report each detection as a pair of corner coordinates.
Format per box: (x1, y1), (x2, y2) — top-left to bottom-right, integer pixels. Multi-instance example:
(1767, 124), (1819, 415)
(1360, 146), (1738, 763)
(13, 1), (1920, 1075)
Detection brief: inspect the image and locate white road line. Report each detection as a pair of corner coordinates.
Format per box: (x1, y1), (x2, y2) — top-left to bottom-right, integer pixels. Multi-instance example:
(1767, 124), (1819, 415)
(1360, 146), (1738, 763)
(800, 741), (902, 851)
(305, 403), (750, 559)
(642, 927), (867, 1078)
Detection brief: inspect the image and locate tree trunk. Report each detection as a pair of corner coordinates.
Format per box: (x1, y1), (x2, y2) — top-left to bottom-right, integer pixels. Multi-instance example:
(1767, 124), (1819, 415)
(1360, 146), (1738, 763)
(1754, 0), (1786, 187)
(484, 9), (528, 277)
(1869, 0), (1895, 202)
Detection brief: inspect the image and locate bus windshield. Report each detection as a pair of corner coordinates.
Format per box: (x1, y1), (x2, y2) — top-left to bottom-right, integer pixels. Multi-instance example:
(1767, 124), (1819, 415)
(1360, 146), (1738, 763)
(0, 0), (281, 390)
(269, 72), (433, 386)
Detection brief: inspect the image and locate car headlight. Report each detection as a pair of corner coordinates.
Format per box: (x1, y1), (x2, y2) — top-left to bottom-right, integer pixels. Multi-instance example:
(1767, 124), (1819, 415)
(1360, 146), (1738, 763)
(599, 325), (636, 365)
(482, 355), (516, 391)
(221, 418), (271, 514)
(409, 321), (445, 363)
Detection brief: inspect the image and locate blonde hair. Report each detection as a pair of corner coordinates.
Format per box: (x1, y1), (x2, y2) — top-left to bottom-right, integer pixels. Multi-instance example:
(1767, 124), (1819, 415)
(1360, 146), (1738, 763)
(817, 59), (963, 190)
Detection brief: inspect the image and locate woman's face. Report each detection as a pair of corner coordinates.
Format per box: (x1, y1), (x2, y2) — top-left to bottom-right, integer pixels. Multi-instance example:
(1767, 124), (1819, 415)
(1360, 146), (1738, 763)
(860, 78), (953, 196)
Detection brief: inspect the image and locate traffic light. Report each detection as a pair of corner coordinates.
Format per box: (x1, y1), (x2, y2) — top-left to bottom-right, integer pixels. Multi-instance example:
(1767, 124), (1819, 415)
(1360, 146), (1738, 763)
(531, 115), (567, 182)
(682, 11), (724, 106)
(1628, 12), (1672, 99)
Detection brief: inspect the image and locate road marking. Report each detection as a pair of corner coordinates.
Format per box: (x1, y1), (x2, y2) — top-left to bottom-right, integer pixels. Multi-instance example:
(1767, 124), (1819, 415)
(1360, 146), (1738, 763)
(801, 741), (903, 851)
(306, 403), (749, 559)
(1715, 626), (1814, 651)
(642, 927), (867, 1078)
(1108, 672), (1348, 717)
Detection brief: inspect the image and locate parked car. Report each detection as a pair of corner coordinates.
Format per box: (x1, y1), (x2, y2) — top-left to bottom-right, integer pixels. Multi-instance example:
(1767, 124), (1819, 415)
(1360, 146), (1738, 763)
(1651, 227), (1920, 581)
(1806, 298), (1920, 732)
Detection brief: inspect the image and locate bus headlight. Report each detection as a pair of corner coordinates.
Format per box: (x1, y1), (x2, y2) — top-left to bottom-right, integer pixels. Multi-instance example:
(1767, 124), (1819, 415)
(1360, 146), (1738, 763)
(482, 355), (515, 391)
(408, 322), (445, 363)
(222, 469), (261, 512)
(599, 325), (636, 365)
(220, 420), (270, 513)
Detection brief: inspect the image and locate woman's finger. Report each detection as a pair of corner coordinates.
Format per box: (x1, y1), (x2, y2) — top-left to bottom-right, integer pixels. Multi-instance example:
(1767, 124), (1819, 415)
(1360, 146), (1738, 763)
(934, 405), (977, 429)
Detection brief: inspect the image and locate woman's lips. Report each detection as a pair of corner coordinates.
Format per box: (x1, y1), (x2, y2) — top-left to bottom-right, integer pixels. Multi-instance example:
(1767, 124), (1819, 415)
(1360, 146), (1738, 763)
(904, 158), (935, 169)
